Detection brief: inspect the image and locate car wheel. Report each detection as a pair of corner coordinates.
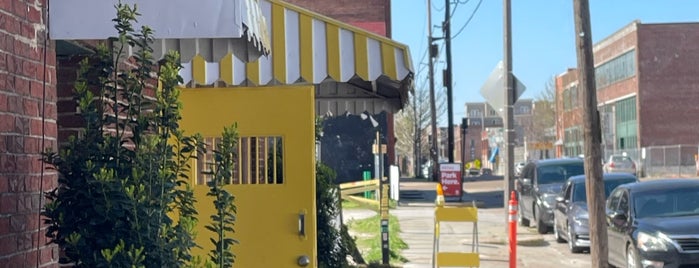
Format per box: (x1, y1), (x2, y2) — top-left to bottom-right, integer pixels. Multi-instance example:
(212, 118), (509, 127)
(626, 244), (641, 268)
(518, 203), (530, 227)
(535, 205), (548, 234)
(568, 223), (583, 253)
(553, 218), (565, 243)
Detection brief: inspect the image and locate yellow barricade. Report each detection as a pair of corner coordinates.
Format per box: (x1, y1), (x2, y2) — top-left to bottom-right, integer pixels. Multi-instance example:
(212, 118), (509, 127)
(432, 202), (479, 268)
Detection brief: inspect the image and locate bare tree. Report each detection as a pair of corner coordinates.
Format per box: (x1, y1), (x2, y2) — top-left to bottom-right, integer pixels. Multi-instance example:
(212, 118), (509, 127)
(523, 76), (557, 143)
(395, 78), (447, 177)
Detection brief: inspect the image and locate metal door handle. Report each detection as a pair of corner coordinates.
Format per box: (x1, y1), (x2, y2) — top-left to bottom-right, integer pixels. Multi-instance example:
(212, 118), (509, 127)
(298, 210), (306, 237)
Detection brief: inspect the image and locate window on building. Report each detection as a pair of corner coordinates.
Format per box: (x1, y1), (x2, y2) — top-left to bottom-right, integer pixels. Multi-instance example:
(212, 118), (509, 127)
(595, 49), (636, 89)
(564, 127), (583, 157)
(197, 136), (284, 185)
(615, 96), (637, 149)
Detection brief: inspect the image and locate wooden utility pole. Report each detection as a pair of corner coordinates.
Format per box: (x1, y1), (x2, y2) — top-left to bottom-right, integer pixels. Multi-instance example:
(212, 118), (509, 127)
(428, 0), (439, 181)
(572, 0), (607, 266)
(444, 0), (454, 162)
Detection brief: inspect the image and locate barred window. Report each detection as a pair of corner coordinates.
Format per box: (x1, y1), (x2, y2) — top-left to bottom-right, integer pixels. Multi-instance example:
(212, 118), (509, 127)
(197, 136), (284, 185)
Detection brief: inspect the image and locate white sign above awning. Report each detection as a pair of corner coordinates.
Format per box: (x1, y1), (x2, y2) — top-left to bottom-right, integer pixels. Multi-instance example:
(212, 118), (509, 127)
(49, 0), (246, 39)
(49, 0), (270, 60)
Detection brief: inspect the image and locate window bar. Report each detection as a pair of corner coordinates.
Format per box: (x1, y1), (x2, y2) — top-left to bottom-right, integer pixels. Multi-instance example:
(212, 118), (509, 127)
(244, 137), (250, 184)
(236, 137), (242, 184)
(260, 137), (266, 184)
(253, 137), (259, 184)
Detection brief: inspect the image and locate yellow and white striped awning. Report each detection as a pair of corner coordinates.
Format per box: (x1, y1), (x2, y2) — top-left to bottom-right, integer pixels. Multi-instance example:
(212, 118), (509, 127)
(180, 0), (413, 89)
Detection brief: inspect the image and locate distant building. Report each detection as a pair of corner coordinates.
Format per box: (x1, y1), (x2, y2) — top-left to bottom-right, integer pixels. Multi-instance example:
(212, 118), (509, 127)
(463, 99), (534, 169)
(555, 21), (699, 161)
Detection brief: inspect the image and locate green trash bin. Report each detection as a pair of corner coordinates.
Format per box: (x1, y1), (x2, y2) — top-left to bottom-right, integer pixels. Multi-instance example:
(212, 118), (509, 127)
(362, 171), (372, 199)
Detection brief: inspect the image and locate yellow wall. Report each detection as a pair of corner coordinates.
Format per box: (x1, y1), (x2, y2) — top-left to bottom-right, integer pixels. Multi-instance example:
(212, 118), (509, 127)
(179, 85), (317, 267)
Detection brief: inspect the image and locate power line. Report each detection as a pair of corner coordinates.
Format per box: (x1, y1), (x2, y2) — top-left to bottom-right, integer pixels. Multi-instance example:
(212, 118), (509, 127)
(432, 0), (445, 11)
(451, 0), (483, 40)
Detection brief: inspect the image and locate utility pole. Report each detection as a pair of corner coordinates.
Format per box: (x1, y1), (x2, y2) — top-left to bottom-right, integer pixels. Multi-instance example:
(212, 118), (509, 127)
(502, 0), (514, 215)
(444, 0), (454, 163)
(428, 0), (439, 181)
(573, 0), (607, 266)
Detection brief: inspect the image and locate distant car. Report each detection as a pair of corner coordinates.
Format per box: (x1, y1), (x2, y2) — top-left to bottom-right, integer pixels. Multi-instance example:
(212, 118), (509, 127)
(514, 162), (526, 177)
(516, 158), (585, 234)
(606, 179), (699, 268)
(553, 173), (638, 253)
(604, 154), (636, 175)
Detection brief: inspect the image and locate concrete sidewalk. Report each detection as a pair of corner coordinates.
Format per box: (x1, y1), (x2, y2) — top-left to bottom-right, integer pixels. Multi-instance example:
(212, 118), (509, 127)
(390, 178), (590, 268)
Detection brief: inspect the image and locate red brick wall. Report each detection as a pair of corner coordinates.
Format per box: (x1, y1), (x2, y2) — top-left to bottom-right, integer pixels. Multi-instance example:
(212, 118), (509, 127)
(555, 69), (580, 157)
(637, 23), (699, 146)
(283, 0), (389, 36)
(0, 0), (59, 266)
(594, 23), (639, 105)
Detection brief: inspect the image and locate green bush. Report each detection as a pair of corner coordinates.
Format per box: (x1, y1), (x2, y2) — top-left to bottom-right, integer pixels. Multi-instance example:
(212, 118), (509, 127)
(41, 4), (236, 267)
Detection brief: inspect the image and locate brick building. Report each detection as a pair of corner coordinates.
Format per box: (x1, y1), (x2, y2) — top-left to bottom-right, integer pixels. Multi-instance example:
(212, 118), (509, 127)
(0, 0), (59, 266)
(555, 21), (699, 161)
(463, 100), (534, 170)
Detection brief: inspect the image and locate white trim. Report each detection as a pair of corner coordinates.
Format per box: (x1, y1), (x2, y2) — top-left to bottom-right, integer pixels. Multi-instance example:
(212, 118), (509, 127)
(285, 9), (301, 83)
(312, 20), (327, 83)
(598, 93), (637, 106)
(367, 38), (382, 80)
(339, 29), (355, 81)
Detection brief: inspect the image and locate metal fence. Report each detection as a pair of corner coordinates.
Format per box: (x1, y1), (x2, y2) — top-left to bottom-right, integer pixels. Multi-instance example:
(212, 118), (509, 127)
(604, 144), (699, 178)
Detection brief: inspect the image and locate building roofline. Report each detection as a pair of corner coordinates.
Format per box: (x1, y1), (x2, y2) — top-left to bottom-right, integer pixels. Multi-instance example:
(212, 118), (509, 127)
(593, 20), (640, 52)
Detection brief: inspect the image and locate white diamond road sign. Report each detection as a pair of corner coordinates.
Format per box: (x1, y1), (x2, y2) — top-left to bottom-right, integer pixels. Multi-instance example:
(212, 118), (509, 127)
(479, 61), (526, 118)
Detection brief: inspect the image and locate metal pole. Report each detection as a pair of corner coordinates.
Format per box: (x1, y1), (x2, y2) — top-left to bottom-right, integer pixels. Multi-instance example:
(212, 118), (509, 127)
(378, 130), (390, 265)
(444, 0), (454, 163)
(503, 0), (514, 224)
(428, 0), (440, 181)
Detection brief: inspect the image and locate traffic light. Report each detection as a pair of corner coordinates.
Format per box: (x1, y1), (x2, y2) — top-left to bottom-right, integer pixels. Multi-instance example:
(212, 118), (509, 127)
(461, 117), (468, 130)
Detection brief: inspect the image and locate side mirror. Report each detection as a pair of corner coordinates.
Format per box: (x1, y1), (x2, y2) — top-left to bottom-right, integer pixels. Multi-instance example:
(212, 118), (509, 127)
(611, 210), (628, 225)
(521, 178), (532, 187)
(555, 196), (565, 203)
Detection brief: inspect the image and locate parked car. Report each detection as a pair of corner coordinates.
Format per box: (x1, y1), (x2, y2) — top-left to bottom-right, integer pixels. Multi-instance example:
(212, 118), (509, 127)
(606, 179), (699, 268)
(604, 154), (637, 175)
(553, 173), (639, 253)
(516, 158), (585, 234)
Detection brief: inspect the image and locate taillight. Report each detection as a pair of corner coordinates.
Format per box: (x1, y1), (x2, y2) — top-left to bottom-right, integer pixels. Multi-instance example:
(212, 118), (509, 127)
(609, 162), (615, 168)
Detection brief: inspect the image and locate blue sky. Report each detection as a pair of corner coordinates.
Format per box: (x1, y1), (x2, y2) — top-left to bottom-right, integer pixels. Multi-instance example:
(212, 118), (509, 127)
(391, 0), (699, 125)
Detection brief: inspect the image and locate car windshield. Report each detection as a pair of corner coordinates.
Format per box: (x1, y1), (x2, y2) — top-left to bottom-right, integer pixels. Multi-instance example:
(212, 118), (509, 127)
(537, 163), (584, 185)
(634, 187), (699, 218)
(572, 178), (637, 202)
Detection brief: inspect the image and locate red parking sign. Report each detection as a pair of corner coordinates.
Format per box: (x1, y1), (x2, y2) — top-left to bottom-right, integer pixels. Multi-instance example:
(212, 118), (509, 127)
(439, 163), (462, 197)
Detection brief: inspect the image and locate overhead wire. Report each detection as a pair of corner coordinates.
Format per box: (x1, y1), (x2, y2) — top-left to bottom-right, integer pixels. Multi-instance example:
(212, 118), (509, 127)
(451, 0), (483, 40)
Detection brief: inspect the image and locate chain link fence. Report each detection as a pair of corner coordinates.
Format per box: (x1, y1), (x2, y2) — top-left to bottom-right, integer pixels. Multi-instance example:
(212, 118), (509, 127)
(604, 144), (699, 178)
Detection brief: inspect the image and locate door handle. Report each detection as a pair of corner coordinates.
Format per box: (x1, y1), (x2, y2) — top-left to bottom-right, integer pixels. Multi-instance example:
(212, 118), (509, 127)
(298, 210), (306, 237)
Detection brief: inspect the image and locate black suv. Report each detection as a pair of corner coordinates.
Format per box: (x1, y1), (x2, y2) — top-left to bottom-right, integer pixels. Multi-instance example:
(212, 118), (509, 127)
(516, 158), (585, 234)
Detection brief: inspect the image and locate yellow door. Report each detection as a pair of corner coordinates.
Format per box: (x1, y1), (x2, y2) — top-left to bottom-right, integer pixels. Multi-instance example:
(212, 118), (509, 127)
(180, 85), (316, 267)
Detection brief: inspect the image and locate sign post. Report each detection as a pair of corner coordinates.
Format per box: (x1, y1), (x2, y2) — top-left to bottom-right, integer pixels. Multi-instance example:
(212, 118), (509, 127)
(375, 131), (390, 265)
(439, 163), (463, 202)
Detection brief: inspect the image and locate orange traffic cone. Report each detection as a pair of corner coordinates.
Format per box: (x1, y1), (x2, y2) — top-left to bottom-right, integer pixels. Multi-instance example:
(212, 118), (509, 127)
(436, 183), (445, 206)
